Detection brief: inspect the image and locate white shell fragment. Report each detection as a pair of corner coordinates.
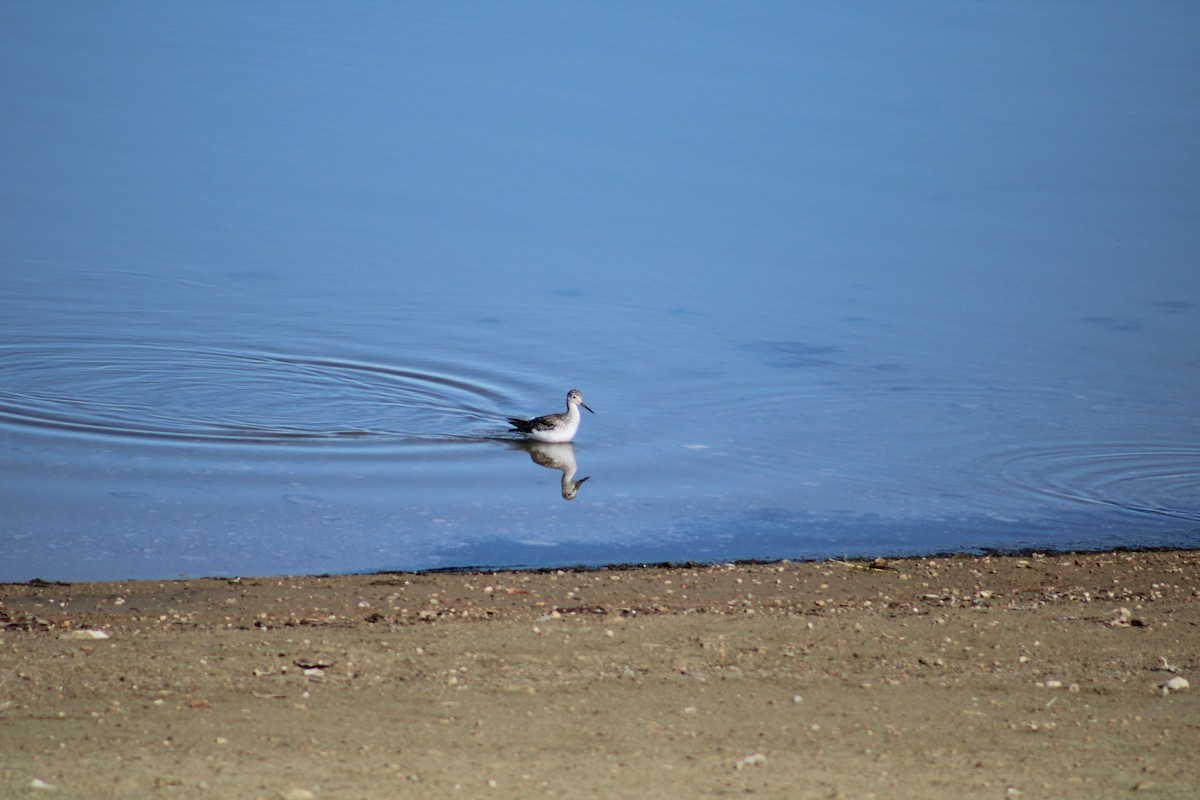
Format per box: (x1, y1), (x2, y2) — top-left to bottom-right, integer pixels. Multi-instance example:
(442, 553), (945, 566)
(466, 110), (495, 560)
(64, 629), (109, 640)
(1160, 676), (1189, 694)
(735, 753), (768, 770)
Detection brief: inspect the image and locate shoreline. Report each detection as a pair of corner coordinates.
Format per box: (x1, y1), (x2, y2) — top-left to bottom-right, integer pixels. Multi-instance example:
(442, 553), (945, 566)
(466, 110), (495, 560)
(10, 542), (1197, 588)
(3, 549), (1197, 798)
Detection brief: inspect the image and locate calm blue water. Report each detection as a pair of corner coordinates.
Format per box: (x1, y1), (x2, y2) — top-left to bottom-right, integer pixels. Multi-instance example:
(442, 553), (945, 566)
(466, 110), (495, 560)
(3, 4), (1199, 581)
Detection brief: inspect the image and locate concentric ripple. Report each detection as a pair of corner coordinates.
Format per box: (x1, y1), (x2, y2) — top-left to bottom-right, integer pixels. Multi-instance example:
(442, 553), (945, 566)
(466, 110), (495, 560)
(988, 443), (1200, 523)
(0, 340), (514, 445)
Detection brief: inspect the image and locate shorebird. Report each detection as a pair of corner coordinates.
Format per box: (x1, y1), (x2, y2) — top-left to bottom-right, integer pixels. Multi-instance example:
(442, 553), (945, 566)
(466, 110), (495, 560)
(507, 388), (594, 443)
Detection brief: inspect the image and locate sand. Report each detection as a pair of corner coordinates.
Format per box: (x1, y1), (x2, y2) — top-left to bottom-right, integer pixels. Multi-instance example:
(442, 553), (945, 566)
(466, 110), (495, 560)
(1, 550), (1197, 799)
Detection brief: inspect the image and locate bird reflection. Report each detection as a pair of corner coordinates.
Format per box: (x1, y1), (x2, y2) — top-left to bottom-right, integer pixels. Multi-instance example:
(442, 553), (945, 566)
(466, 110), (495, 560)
(515, 441), (591, 500)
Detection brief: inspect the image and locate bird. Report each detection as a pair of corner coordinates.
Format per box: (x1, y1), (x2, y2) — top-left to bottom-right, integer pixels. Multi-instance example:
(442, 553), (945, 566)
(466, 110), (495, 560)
(507, 388), (594, 443)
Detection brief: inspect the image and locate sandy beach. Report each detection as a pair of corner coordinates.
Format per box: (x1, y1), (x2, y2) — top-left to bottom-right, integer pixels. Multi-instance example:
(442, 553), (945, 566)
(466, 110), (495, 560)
(1, 550), (1197, 799)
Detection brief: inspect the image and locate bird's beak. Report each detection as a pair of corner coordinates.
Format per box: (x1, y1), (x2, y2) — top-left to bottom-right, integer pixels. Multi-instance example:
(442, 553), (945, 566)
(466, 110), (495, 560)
(581, 402), (594, 414)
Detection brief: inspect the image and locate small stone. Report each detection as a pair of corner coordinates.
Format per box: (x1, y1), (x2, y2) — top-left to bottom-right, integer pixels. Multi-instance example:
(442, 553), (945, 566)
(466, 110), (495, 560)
(27, 778), (56, 791)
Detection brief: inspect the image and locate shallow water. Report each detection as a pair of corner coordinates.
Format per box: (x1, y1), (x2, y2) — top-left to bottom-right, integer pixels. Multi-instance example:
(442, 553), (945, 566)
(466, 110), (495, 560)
(2, 4), (1199, 581)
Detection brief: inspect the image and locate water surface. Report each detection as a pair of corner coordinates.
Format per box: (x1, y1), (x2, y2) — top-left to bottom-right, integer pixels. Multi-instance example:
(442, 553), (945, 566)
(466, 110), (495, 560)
(2, 4), (1199, 581)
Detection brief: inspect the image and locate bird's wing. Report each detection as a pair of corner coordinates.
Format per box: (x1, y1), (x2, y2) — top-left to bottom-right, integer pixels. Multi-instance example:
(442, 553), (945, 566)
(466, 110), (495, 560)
(526, 414), (561, 431)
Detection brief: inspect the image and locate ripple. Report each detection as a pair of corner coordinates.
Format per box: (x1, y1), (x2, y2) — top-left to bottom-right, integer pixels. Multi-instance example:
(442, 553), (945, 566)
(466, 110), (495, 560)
(988, 443), (1200, 523)
(0, 340), (516, 446)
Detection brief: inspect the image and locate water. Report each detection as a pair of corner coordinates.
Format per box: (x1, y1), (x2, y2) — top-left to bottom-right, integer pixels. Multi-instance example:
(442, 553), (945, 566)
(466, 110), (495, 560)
(3, 3), (1199, 582)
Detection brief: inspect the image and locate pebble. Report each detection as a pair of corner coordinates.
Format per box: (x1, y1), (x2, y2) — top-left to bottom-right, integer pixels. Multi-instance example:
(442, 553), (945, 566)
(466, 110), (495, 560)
(27, 778), (56, 791)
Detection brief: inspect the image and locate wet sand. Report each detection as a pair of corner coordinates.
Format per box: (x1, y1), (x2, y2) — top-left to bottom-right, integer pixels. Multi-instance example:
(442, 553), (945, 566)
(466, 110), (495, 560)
(1, 550), (1197, 799)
